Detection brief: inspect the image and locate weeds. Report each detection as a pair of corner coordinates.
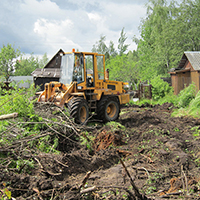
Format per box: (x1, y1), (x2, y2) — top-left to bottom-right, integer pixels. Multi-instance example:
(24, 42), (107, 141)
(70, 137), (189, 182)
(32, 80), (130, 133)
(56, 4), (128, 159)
(0, 183), (12, 200)
(106, 121), (126, 131)
(80, 131), (95, 153)
(191, 126), (200, 139)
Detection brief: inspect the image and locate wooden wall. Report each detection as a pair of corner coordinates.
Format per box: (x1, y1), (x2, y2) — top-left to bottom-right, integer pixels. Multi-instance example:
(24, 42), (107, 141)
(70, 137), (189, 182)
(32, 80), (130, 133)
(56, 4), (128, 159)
(44, 49), (64, 69)
(171, 71), (191, 95)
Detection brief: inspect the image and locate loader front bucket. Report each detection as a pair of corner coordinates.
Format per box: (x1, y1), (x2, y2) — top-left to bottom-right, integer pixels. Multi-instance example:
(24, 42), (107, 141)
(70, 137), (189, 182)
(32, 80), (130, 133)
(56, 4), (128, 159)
(37, 82), (75, 108)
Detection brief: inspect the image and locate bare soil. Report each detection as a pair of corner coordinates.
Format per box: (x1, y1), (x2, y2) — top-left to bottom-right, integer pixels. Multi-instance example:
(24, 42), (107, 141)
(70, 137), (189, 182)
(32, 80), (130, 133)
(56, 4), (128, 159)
(1, 103), (200, 199)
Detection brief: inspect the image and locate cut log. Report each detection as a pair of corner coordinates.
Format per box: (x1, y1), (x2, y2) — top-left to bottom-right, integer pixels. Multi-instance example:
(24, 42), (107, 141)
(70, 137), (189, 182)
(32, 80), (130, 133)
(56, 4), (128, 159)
(0, 112), (18, 120)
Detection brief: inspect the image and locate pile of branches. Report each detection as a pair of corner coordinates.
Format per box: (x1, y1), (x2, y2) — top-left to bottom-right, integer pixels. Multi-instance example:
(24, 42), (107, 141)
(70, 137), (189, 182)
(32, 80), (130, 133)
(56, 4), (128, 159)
(0, 102), (85, 172)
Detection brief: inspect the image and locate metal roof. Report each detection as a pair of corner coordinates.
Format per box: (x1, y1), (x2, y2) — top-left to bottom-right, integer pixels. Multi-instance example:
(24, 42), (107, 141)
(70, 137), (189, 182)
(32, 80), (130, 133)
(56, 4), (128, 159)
(178, 51), (200, 70)
(31, 68), (61, 78)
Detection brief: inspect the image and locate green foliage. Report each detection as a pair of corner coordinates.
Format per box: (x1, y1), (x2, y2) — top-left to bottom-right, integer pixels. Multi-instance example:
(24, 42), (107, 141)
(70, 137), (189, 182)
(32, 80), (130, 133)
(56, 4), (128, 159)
(0, 84), (46, 147)
(16, 159), (35, 173)
(135, 98), (155, 106)
(156, 91), (178, 105)
(37, 136), (59, 153)
(187, 91), (200, 117)
(176, 83), (196, 108)
(118, 27), (130, 56)
(15, 53), (49, 76)
(0, 43), (21, 81)
(136, 0), (200, 80)
(0, 84), (37, 118)
(92, 35), (109, 59)
(0, 183), (12, 200)
(191, 126), (200, 138)
(151, 76), (172, 100)
(106, 121), (126, 131)
(80, 132), (95, 152)
(172, 84), (199, 118)
(106, 52), (139, 84)
(145, 172), (163, 194)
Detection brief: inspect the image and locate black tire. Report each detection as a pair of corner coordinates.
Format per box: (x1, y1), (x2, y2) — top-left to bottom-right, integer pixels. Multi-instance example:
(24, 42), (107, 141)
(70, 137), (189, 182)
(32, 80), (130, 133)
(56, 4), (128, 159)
(97, 96), (120, 122)
(68, 97), (89, 124)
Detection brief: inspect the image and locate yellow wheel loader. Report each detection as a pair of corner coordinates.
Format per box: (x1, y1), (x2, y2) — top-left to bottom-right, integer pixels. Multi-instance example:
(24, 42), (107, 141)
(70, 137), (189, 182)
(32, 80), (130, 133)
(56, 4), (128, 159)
(38, 49), (134, 124)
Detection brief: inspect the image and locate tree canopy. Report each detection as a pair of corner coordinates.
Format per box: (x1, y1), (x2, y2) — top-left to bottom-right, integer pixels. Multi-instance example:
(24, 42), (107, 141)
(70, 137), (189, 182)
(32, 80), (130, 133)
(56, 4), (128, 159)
(0, 44), (49, 80)
(15, 53), (49, 76)
(136, 0), (200, 80)
(0, 44), (21, 81)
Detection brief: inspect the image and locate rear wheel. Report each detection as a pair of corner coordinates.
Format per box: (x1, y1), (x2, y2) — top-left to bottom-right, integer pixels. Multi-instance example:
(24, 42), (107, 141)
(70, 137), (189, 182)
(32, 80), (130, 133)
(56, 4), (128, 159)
(97, 96), (120, 122)
(68, 97), (89, 124)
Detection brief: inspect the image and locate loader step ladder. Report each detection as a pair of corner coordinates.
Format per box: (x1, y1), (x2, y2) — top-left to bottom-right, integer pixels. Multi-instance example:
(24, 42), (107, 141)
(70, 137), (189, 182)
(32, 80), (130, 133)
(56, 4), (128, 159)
(86, 90), (97, 114)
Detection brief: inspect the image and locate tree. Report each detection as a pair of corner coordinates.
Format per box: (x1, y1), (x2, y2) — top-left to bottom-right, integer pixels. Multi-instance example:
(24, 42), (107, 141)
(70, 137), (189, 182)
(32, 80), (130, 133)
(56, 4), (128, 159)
(15, 54), (39, 76)
(106, 51), (139, 86)
(108, 41), (118, 58)
(0, 44), (21, 81)
(135, 0), (200, 80)
(118, 27), (130, 56)
(92, 35), (109, 59)
(15, 53), (49, 76)
(39, 53), (49, 68)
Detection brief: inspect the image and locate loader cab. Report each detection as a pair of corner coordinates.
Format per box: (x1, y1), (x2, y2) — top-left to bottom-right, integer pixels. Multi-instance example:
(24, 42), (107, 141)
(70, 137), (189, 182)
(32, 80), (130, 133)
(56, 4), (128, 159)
(59, 52), (85, 85)
(60, 51), (105, 88)
(85, 52), (105, 87)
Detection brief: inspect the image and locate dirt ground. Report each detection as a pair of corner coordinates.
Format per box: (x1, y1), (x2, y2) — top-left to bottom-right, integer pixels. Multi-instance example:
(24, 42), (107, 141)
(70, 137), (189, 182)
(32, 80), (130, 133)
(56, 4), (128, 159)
(1, 103), (200, 199)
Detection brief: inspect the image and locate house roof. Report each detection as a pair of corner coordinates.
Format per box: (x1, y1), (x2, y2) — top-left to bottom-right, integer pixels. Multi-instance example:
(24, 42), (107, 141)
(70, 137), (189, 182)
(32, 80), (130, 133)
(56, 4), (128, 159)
(178, 51), (200, 71)
(44, 49), (64, 68)
(31, 68), (61, 78)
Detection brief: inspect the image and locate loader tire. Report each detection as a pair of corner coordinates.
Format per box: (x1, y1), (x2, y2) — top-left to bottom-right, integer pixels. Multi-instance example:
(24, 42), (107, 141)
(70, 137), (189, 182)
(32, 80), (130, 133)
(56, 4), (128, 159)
(69, 97), (89, 124)
(97, 96), (120, 123)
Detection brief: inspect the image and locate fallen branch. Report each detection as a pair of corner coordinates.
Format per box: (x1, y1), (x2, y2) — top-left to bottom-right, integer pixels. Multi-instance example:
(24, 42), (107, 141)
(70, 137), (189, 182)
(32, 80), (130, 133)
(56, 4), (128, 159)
(160, 191), (183, 198)
(117, 154), (149, 200)
(0, 112), (18, 120)
(181, 165), (188, 195)
(33, 187), (43, 200)
(80, 186), (96, 194)
(132, 166), (155, 173)
(79, 171), (91, 189)
(80, 185), (135, 199)
(53, 158), (68, 168)
(34, 157), (44, 169)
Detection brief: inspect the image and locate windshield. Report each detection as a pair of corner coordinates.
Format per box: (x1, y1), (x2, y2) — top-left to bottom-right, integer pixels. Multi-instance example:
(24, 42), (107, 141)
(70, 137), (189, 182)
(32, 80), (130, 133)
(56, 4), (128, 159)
(59, 53), (74, 85)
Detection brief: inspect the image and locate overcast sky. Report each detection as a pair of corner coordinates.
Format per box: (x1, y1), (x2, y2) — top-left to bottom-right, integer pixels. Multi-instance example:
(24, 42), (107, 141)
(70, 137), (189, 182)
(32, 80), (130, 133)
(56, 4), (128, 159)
(0, 0), (173, 58)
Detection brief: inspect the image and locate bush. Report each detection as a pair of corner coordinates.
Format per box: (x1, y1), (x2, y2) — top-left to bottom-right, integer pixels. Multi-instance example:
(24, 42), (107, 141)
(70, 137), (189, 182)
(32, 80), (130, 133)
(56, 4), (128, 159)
(151, 76), (172, 101)
(176, 83), (196, 108)
(186, 90), (200, 117)
(157, 90), (178, 105)
(0, 83), (36, 118)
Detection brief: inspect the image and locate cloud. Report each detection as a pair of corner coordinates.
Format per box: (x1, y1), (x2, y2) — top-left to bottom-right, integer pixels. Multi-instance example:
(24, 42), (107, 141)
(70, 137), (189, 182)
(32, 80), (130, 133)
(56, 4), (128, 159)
(103, 2), (146, 32)
(0, 0), (149, 57)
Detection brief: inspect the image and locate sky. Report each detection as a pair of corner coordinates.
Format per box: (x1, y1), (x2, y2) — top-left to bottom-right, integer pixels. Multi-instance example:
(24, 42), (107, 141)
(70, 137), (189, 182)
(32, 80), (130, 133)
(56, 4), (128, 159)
(0, 0), (172, 58)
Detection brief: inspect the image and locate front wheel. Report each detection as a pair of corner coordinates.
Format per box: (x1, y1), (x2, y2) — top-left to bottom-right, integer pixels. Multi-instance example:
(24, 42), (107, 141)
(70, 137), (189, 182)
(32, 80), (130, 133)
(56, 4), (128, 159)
(97, 96), (120, 122)
(68, 97), (89, 124)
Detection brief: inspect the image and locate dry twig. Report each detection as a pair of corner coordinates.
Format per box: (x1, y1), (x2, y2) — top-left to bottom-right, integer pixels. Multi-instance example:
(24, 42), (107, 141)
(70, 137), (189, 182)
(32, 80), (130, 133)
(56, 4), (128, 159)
(117, 154), (149, 200)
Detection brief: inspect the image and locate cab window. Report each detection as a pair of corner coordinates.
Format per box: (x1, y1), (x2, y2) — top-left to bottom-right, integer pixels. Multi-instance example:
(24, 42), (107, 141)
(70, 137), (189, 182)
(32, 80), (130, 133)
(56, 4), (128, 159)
(73, 54), (84, 83)
(97, 55), (104, 80)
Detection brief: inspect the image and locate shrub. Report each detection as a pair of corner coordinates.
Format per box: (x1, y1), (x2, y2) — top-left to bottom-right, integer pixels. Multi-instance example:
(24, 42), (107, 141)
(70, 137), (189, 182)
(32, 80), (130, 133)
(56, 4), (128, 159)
(157, 90), (178, 105)
(176, 83), (196, 108)
(187, 90), (200, 117)
(151, 76), (172, 101)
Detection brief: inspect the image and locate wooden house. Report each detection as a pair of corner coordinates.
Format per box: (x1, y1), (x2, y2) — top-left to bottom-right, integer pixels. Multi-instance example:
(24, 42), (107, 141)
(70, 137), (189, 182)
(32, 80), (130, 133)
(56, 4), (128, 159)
(169, 51), (200, 95)
(32, 49), (64, 90)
